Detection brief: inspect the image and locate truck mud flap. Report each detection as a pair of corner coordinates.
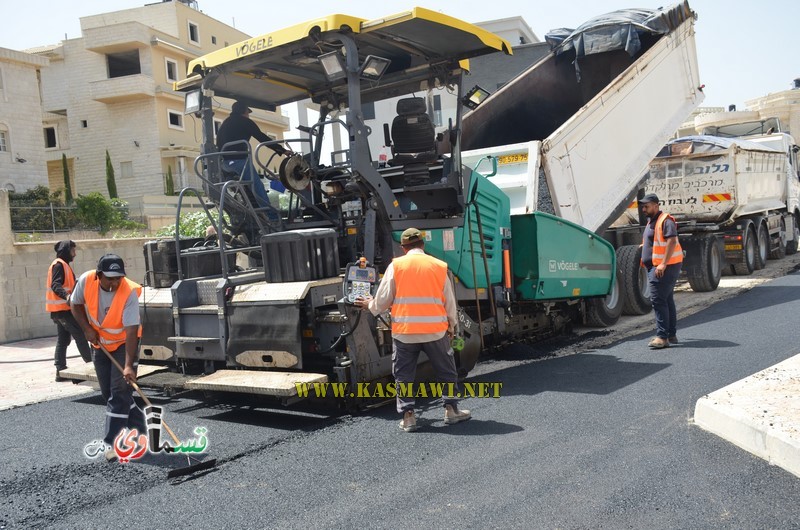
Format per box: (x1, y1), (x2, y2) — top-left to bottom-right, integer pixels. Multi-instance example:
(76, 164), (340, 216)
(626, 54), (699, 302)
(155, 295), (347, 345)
(184, 370), (328, 397)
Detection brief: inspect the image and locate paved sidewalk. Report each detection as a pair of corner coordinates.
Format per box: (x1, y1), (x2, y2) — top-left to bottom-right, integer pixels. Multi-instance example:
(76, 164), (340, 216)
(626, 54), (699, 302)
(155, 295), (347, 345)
(695, 353), (800, 479)
(0, 337), (95, 410)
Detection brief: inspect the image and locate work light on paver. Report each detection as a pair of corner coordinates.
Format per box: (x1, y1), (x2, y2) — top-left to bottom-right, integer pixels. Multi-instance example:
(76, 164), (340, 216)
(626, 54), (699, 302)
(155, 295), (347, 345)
(359, 55), (391, 81)
(462, 85), (491, 110)
(184, 89), (202, 114)
(319, 51), (346, 81)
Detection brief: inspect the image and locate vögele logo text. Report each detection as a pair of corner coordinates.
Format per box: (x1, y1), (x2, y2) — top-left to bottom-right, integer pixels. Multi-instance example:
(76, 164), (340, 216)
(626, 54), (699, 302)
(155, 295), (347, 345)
(549, 260), (580, 272)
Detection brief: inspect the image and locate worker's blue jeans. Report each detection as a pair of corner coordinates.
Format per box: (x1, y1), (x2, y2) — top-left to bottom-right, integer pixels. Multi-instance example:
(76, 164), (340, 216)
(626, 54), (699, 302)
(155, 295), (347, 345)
(222, 158), (285, 209)
(647, 263), (682, 339)
(93, 345), (146, 446)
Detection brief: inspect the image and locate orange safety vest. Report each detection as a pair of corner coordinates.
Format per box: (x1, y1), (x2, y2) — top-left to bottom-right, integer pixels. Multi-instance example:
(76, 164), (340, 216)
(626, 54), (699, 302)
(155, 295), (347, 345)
(45, 258), (75, 313)
(391, 253), (449, 335)
(82, 271), (142, 349)
(651, 212), (683, 266)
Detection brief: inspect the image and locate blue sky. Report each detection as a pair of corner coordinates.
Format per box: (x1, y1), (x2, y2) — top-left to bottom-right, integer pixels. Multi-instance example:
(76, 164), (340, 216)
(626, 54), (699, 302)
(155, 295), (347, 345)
(2, 0), (798, 108)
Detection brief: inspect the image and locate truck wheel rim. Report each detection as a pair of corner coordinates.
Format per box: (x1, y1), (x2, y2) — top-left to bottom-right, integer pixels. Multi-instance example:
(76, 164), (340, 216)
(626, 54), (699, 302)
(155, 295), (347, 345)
(780, 219), (787, 247)
(638, 267), (650, 299)
(606, 279), (620, 310)
(710, 243), (720, 278)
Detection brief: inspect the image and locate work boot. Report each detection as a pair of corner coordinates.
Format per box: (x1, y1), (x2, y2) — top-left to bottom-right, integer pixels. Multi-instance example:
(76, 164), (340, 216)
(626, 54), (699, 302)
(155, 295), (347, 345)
(399, 410), (418, 432)
(648, 337), (669, 349)
(444, 404), (471, 425)
(668, 336), (679, 345)
(55, 368), (66, 383)
(104, 447), (118, 463)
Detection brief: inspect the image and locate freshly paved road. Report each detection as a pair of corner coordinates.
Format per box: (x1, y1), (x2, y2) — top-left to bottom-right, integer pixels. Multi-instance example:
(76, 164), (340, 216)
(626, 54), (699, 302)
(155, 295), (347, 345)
(2, 274), (800, 528)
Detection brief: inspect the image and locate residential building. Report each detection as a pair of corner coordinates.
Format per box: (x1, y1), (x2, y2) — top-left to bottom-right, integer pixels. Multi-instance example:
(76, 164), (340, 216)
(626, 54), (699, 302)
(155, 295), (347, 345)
(691, 80), (800, 138)
(29, 0), (289, 202)
(476, 16), (539, 47)
(0, 47), (49, 193)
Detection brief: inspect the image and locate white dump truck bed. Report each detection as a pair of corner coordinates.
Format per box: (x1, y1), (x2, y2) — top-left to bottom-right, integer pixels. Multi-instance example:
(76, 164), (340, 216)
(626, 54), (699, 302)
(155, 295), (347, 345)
(616, 135), (790, 226)
(461, 3), (704, 233)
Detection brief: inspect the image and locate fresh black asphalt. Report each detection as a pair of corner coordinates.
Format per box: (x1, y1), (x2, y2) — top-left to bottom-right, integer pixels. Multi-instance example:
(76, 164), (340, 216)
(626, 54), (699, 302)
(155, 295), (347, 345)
(2, 274), (800, 528)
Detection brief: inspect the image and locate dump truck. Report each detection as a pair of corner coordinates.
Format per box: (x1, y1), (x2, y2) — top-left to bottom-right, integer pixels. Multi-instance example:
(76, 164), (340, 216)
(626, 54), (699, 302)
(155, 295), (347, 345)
(61, 7), (619, 404)
(459, 1), (705, 318)
(614, 127), (800, 294)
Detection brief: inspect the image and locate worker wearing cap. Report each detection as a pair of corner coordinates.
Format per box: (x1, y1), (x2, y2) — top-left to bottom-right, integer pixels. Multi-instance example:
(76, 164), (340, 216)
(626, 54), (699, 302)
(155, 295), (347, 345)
(216, 100), (288, 209)
(46, 239), (92, 382)
(354, 228), (471, 432)
(71, 254), (146, 460)
(640, 193), (683, 349)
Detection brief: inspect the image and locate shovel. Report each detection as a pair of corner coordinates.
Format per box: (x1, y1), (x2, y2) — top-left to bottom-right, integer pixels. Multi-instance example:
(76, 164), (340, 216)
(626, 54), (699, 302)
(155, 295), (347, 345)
(98, 344), (218, 478)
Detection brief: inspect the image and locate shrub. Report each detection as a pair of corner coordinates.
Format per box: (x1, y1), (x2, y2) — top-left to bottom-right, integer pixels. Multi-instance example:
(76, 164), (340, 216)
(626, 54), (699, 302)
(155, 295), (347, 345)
(155, 211), (224, 239)
(75, 192), (117, 234)
(72, 194), (142, 234)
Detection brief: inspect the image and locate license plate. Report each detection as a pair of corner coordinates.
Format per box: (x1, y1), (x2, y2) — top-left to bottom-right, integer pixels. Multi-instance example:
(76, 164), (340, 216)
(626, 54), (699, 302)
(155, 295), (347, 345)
(725, 244), (742, 251)
(497, 153), (528, 165)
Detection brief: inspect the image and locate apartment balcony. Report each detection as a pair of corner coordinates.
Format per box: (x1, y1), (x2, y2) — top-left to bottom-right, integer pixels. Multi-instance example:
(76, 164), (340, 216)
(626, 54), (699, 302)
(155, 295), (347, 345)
(84, 22), (152, 54)
(90, 74), (156, 103)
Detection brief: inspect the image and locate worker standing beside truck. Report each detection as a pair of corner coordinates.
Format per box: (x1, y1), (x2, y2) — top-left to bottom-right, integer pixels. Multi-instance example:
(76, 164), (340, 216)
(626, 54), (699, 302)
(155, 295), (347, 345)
(71, 254), (146, 461)
(640, 194), (683, 349)
(46, 240), (93, 382)
(354, 228), (471, 432)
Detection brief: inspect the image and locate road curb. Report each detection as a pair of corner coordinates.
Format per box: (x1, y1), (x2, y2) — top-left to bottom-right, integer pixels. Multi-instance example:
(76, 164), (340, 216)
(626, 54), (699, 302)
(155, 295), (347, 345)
(694, 353), (800, 479)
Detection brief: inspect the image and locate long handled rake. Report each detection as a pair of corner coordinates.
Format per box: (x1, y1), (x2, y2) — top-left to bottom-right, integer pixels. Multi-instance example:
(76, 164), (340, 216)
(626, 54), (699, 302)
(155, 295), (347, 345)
(98, 344), (217, 478)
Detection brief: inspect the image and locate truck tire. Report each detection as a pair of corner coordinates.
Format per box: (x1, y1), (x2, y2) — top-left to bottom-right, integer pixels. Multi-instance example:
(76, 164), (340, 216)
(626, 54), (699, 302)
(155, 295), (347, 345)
(732, 224), (756, 275)
(755, 221), (769, 270)
(584, 271), (623, 327)
(617, 245), (651, 315)
(787, 213), (800, 255)
(686, 235), (721, 292)
(769, 217), (787, 260)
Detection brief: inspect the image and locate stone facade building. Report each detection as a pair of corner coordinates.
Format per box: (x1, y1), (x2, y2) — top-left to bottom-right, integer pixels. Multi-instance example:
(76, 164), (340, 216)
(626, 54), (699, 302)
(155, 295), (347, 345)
(29, 0), (289, 201)
(0, 48), (50, 193)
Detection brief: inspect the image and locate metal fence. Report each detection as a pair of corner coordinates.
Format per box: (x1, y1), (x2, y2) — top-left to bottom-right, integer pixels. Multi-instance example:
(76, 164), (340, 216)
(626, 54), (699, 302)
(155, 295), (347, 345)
(9, 203), (144, 234)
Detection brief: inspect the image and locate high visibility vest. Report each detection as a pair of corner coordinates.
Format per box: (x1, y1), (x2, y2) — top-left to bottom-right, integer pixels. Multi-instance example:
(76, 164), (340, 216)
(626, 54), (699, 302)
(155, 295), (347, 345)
(45, 258), (75, 313)
(391, 253), (449, 335)
(651, 212), (683, 266)
(82, 271), (142, 349)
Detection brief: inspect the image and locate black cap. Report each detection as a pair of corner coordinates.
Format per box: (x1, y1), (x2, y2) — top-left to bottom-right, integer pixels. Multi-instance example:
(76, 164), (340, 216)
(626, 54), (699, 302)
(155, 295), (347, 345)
(640, 193), (660, 204)
(232, 101), (252, 115)
(97, 253), (126, 278)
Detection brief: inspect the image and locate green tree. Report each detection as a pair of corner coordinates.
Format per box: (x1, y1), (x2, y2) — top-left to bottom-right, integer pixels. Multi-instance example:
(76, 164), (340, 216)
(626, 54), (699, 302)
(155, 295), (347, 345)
(105, 149), (118, 199)
(165, 165), (175, 195)
(61, 154), (73, 204)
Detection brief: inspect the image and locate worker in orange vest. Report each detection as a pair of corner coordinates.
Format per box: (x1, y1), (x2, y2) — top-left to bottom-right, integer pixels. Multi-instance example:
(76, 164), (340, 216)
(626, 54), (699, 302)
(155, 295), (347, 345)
(640, 194), (684, 349)
(46, 240), (92, 381)
(71, 254), (146, 462)
(354, 228), (471, 432)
